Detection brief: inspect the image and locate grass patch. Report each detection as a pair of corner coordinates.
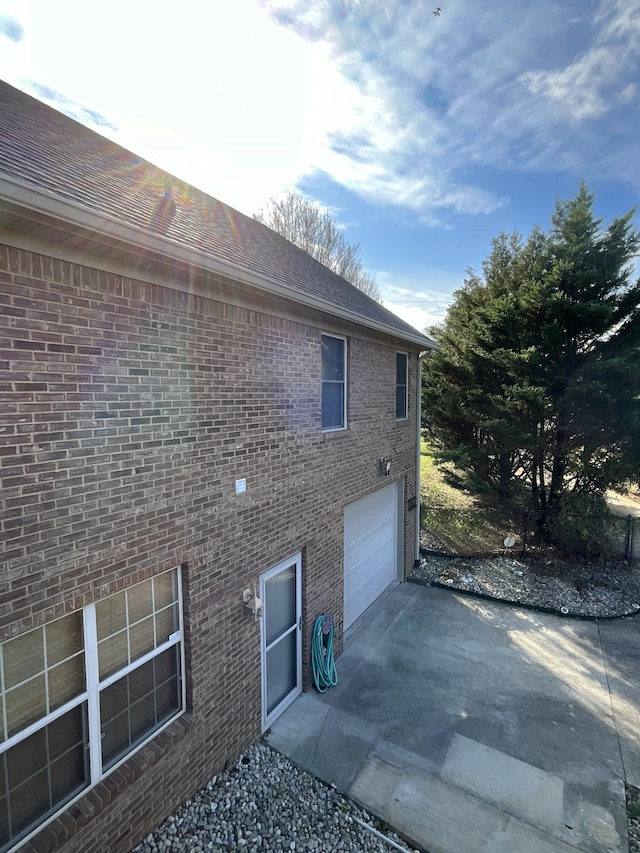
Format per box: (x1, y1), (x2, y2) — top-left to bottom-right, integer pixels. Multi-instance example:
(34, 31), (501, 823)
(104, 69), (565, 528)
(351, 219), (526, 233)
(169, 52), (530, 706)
(420, 442), (522, 555)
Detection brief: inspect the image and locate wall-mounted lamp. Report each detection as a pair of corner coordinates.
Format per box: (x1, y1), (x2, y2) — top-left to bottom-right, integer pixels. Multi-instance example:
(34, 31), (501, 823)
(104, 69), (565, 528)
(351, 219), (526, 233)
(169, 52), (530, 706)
(242, 587), (264, 621)
(379, 457), (392, 476)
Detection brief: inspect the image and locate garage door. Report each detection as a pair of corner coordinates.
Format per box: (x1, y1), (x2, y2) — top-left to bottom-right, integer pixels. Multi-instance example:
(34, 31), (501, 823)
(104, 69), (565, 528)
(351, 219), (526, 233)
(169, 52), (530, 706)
(343, 481), (400, 630)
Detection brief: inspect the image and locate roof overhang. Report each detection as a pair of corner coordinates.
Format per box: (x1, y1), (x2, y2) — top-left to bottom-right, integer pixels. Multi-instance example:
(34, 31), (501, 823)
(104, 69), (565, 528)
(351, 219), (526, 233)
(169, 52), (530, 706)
(0, 174), (436, 350)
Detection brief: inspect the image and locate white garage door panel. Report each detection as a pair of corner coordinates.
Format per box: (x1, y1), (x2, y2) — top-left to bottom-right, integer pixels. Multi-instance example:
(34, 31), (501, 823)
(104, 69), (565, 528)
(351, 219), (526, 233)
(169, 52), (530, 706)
(344, 482), (399, 630)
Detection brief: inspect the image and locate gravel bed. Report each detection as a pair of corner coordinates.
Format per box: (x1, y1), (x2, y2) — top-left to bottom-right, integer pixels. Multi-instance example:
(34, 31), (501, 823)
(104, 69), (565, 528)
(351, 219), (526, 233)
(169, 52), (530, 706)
(411, 538), (640, 619)
(628, 784), (640, 853)
(131, 743), (416, 853)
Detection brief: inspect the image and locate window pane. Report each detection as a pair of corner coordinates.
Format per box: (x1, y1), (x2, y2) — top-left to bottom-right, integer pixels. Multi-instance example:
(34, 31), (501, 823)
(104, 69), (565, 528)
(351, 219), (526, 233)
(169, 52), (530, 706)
(96, 590), (126, 642)
(48, 705), (84, 760)
(100, 677), (130, 769)
(5, 675), (46, 739)
(321, 336), (344, 381)
(129, 660), (154, 704)
(45, 612), (83, 666)
(50, 746), (86, 804)
(99, 677), (128, 726)
(322, 382), (344, 429)
(48, 654), (85, 711)
(100, 647), (180, 772)
(155, 605), (178, 645)
(396, 353), (407, 385)
(96, 571), (182, 773)
(266, 632), (296, 716)
(129, 617), (155, 664)
(48, 705), (87, 803)
(3, 628), (44, 689)
(130, 697), (155, 742)
(7, 727), (46, 790)
(4, 706), (87, 848)
(9, 771), (50, 839)
(0, 792), (8, 849)
(127, 579), (153, 625)
(396, 384), (407, 419)
(155, 677), (179, 723)
(101, 709), (129, 770)
(153, 571), (178, 611)
(265, 565), (296, 647)
(154, 646), (179, 687)
(154, 649), (180, 723)
(98, 630), (128, 680)
(396, 354), (407, 419)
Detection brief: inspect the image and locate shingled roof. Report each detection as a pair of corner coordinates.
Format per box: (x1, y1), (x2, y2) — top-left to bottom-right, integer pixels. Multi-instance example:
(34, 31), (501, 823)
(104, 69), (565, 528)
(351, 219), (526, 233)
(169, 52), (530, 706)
(0, 81), (434, 348)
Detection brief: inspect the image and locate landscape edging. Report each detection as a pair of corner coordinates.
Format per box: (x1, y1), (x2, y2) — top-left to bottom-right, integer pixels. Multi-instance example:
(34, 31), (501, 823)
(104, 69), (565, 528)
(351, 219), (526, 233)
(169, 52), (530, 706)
(407, 576), (640, 621)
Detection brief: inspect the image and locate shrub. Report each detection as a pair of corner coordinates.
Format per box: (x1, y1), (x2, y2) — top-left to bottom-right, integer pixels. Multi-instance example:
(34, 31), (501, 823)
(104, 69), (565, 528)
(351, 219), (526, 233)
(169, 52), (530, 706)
(546, 491), (616, 558)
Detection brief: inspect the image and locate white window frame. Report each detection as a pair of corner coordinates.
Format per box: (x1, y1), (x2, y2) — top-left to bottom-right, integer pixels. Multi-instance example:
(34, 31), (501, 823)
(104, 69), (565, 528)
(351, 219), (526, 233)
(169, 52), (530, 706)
(321, 333), (347, 432)
(396, 351), (408, 421)
(0, 568), (185, 853)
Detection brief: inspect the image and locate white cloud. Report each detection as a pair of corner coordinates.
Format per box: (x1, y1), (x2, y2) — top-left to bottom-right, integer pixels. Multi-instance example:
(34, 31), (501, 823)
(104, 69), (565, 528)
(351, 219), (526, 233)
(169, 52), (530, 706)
(619, 83), (636, 103)
(518, 1), (640, 124)
(0, 0), (334, 215)
(264, 0), (640, 203)
(596, 0), (640, 39)
(511, 0), (640, 170)
(383, 300), (442, 335)
(520, 50), (613, 122)
(2, 0), (639, 222)
(377, 271), (457, 332)
(261, 0), (510, 220)
(0, 11), (22, 41)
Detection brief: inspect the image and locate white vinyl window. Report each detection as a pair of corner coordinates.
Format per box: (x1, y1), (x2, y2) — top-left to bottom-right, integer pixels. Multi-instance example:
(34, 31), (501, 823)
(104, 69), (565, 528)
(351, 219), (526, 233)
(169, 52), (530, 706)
(321, 334), (347, 431)
(396, 352), (408, 420)
(0, 569), (184, 852)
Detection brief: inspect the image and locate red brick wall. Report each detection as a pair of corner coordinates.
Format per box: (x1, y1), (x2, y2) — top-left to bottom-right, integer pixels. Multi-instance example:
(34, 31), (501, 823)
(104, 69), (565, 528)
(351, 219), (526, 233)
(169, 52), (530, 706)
(0, 242), (419, 853)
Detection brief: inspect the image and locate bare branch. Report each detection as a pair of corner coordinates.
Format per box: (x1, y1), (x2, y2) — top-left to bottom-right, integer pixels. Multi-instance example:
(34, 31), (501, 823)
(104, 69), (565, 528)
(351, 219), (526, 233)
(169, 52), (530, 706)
(255, 191), (382, 302)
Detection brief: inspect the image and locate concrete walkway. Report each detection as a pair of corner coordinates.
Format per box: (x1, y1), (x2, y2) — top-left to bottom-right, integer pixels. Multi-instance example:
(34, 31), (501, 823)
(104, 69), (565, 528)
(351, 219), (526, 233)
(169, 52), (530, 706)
(267, 584), (640, 853)
(607, 491), (640, 520)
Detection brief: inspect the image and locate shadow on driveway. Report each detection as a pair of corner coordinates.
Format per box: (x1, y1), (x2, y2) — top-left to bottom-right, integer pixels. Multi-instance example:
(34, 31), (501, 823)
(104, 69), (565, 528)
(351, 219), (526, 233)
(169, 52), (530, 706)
(267, 583), (639, 853)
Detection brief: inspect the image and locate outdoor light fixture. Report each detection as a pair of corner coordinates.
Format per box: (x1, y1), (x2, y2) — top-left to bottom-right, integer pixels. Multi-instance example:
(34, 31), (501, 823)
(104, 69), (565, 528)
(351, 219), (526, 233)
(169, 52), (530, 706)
(242, 587), (264, 621)
(379, 457), (392, 476)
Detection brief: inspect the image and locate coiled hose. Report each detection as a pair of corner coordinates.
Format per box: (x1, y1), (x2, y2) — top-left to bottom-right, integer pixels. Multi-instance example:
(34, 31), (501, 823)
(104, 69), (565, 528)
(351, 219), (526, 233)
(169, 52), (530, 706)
(312, 614), (338, 692)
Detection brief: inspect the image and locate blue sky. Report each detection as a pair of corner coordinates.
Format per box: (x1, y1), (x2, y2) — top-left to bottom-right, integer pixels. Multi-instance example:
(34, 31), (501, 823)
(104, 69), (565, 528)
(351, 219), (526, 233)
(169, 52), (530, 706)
(0, 0), (638, 332)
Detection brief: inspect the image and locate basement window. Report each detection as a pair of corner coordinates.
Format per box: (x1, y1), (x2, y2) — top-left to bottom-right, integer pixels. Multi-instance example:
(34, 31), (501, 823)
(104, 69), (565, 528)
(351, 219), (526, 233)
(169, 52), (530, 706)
(0, 568), (184, 852)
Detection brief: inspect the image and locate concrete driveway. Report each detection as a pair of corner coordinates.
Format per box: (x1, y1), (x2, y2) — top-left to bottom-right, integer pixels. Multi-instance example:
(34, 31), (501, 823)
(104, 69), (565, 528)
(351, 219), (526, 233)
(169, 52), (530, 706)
(267, 583), (640, 853)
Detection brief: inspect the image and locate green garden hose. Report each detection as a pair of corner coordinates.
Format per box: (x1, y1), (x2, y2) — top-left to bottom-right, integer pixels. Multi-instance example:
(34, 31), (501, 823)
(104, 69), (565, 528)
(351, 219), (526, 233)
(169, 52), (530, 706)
(312, 614), (338, 692)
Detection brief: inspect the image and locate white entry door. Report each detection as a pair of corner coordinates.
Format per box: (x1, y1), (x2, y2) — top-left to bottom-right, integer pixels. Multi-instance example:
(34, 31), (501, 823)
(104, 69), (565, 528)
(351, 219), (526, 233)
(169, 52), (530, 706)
(260, 553), (302, 731)
(343, 481), (400, 630)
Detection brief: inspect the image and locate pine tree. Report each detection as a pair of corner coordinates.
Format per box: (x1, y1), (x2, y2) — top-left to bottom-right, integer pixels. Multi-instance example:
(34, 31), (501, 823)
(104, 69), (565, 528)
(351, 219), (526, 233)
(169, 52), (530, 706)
(423, 184), (640, 547)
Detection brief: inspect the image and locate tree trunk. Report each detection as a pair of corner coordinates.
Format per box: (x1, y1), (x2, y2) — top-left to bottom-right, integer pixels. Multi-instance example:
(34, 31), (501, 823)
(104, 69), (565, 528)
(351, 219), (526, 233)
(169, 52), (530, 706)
(498, 452), (512, 498)
(544, 415), (567, 541)
(532, 422), (551, 541)
(549, 421), (567, 509)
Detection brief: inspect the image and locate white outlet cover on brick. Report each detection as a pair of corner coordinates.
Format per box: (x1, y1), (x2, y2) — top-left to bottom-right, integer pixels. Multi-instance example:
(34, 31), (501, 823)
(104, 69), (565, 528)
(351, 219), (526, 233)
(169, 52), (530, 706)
(235, 478), (247, 494)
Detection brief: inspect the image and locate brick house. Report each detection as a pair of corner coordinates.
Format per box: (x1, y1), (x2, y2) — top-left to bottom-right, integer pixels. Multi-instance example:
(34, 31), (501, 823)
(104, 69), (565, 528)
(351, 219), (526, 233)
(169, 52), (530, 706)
(0, 81), (434, 853)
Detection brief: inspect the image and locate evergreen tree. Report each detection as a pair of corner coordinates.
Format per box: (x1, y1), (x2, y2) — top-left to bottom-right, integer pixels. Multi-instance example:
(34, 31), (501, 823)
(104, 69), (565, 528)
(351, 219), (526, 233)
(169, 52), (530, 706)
(423, 184), (640, 546)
